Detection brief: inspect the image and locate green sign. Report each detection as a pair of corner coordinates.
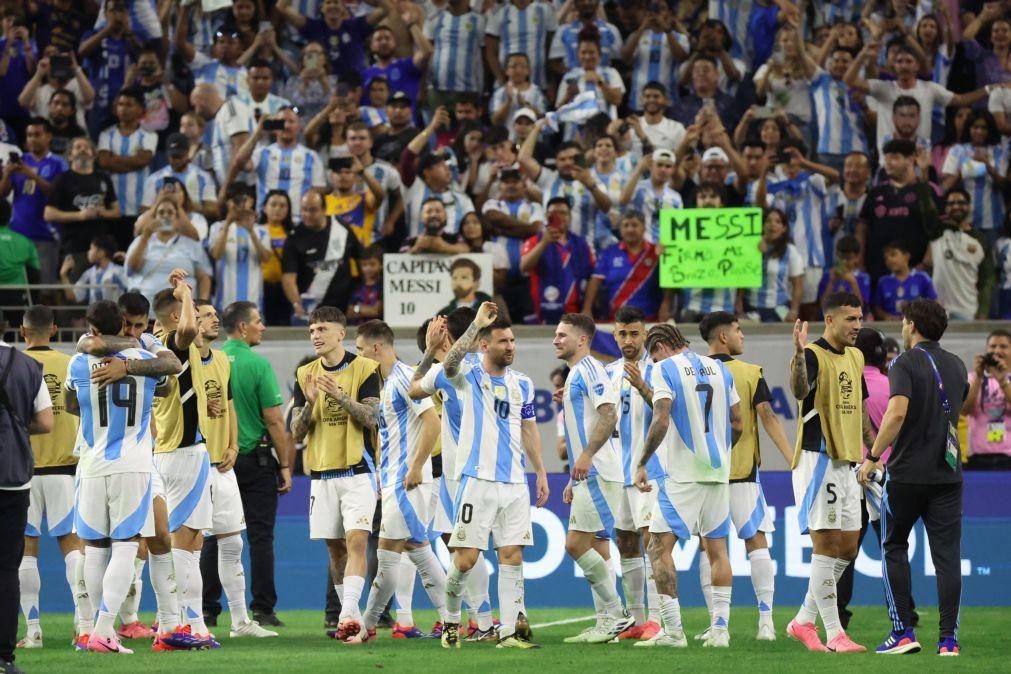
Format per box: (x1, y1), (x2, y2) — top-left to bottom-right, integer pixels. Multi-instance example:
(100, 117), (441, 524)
(658, 207), (763, 289)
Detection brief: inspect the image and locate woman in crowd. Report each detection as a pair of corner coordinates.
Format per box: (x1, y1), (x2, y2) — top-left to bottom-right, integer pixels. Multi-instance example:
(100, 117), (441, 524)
(260, 189), (295, 325)
(746, 208), (804, 322)
(281, 42), (337, 123)
(126, 196), (213, 303)
(941, 109), (1008, 247)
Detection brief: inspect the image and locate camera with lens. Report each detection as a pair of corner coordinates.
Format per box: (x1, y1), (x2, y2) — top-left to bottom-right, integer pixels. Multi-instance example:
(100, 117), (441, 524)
(982, 352), (1001, 370)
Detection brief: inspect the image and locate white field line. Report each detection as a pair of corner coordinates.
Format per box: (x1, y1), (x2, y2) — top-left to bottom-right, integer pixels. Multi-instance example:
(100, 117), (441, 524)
(530, 615), (597, 629)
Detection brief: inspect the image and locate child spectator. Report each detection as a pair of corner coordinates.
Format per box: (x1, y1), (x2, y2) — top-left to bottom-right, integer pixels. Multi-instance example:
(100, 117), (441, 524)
(818, 235), (870, 313)
(59, 233), (127, 303)
(347, 243), (383, 324)
(872, 240), (937, 320)
(745, 208), (804, 322)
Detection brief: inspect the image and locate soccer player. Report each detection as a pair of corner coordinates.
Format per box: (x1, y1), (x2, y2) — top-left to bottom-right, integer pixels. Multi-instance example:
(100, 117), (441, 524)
(634, 323), (742, 649)
(65, 300), (165, 654)
(786, 292), (873, 653)
(18, 306), (86, 649)
(604, 306), (663, 641)
(193, 301), (277, 638)
(410, 308), (503, 642)
(346, 320), (448, 644)
(699, 311), (795, 641)
(554, 312), (635, 644)
(290, 306), (381, 641)
(433, 302), (549, 649)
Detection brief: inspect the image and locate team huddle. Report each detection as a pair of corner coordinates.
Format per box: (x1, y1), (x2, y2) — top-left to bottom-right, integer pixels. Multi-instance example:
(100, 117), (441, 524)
(22, 271), (886, 654)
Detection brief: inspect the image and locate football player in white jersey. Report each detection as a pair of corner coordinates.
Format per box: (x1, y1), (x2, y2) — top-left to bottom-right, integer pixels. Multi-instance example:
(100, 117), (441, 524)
(346, 320), (449, 644)
(634, 324), (742, 649)
(65, 300), (167, 655)
(554, 313), (635, 644)
(432, 302), (549, 649)
(605, 306), (664, 641)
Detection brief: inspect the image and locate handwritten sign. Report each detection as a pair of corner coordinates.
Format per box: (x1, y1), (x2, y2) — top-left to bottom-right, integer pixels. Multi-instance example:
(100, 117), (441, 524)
(658, 207), (763, 288)
(383, 253), (494, 327)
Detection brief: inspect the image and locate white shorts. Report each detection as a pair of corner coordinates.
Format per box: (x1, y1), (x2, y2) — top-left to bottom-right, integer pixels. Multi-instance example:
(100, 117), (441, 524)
(615, 481), (659, 532)
(802, 266), (823, 304)
(568, 475), (622, 537)
(650, 481), (730, 539)
(792, 451), (861, 534)
(207, 468), (246, 536)
(75, 472), (155, 541)
(309, 473), (377, 540)
(154, 444), (212, 533)
(429, 475), (456, 535)
(451, 476), (532, 550)
(730, 481), (775, 540)
(379, 481), (432, 543)
(26, 474), (76, 537)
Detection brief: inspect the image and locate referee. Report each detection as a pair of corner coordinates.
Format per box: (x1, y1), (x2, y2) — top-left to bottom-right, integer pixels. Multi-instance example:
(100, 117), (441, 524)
(858, 299), (968, 656)
(204, 301), (294, 627)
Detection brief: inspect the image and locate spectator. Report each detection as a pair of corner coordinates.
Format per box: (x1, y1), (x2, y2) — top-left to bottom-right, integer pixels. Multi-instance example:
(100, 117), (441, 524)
(190, 82), (252, 188)
(77, 0), (140, 136)
(279, 43), (337, 125)
(961, 329), (1011, 470)
(555, 36), (625, 139)
(818, 235), (871, 313)
(135, 177), (206, 239)
(0, 14), (37, 135)
(940, 110), (1008, 248)
(490, 53), (548, 128)
(59, 233), (127, 304)
(810, 45), (871, 173)
(259, 190), (294, 326)
(142, 132), (218, 218)
(178, 111), (217, 180)
(399, 197), (469, 255)
(359, 76), (391, 134)
(622, 3), (689, 113)
(372, 92), (417, 164)
(324, 155), (386, 247)
(281, 191), (363, 322)
(824, 151), (871, 260)
(486, 0), (557, 90)
(18, 48), (95, 131)
(745, 207), (804, 322)
(753, 25), (817, 147)
(207, 184), (272, 311)
(304, 96), (354, 164)
(581, 210), (660, 321)
(125, 197), (213, 303)
(123, 47), (187, 135)
(43, 89), (86, 159)
(998, 216), (1011, 320)
(620, 149), (684, 243)
(872, 240), (938, 321)
(481, 165), (542, 319)
(961, 7), (1011, 89)
(453, 121), (494, 204)
(43, 137), (119, 277)
(362, 23), (432, 115)
(0, 201), (40, 313)
(343, 120), (403, 245)
(177, 19), (248, 100)
(673, 53), (742, 135)
(674, 182), (738, 321)
(915, 6), (955, 144)
(519, 196), (594, 324)
(0, 118), (66, 284)
(549, 0), (622, 74)
(424, 0), (486, 111)
(929, 189), (992, 321)
(277, 0), (392, 79)
(627, 82), (686, 153)
(437, 257), (493, 315)
(400, 119), (475, 237)
(347, 243), (383, 324)
(234, 59), (292, 121)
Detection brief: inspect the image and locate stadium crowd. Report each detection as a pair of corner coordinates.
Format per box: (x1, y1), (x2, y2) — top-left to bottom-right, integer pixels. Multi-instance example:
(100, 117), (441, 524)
(1, 0), (1011, 326)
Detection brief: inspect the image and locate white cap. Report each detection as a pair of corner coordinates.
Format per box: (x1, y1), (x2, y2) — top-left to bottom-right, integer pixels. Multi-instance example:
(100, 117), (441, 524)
(512, 108), (537, 123)
(701, 147), (729, 164)
(652, 149), (676, 163)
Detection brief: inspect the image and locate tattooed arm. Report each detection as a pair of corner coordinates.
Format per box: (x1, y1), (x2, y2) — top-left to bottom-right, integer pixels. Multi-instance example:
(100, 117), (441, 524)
(639, 398), (671, 470)
(334, 391), (381, 430)
(127, 352), (182, 376)
(443, 301), (499, 379)
(290, 373), (318, 443)
(571, 402), (617, 480)
(78, 335), (140, 356)
(409, 316), (447, 400)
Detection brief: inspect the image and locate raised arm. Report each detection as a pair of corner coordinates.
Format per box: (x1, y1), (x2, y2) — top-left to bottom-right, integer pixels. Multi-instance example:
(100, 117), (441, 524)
(517, 118), (546, 180)
(443, 301), (498, 378)
(789, 319), (811, 400)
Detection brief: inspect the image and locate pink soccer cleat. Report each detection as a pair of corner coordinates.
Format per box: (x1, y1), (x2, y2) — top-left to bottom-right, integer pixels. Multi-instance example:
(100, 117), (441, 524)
(619, 624), (645, 640)
(117, 621), (155, 639)
(827, 632), (867, 653)
(787, 619), (829, 652)
(638, 621), (662, 640)
(86, 634), (134, 654)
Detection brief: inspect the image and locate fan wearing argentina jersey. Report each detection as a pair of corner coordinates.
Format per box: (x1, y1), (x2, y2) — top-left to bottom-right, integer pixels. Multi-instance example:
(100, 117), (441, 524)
(409, 309), (502, 642)
(633, 323), (742, 649)
(485, 0), (557, 90)
(785, 292), (873, 654)
(698, 312), (795, 643)
(344, 320), (448, 645)
(96, 90), (158, 219)
(429, 302), (549, 650)
(554, 313), (635, 645)
(604, 307), (664, 643)
(207, 184), (273, 310)
(64, 300), (166, 655)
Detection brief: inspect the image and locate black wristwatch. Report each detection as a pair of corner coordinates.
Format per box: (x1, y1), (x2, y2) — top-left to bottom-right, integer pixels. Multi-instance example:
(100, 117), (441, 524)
(865, 453), (880, 463)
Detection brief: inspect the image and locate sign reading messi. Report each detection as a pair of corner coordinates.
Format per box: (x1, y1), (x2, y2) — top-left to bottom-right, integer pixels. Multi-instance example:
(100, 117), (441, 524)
(658, 207), (763, 289)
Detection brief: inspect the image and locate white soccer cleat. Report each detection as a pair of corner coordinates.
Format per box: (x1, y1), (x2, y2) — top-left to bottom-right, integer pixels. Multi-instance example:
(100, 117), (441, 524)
(633, 629), (688, 648)
(757, 620), (777, 641)
(694, 626), (711, 641)
(703, 627), (730, 648)
(584, 612), (636, 644)
(17, 632), (43, 649)
(562, 625), (596, 644)
(229, 620), (278, 638)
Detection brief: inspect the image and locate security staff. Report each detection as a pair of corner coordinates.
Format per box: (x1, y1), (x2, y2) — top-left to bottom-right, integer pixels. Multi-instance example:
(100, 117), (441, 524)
(859, 299), (969, 656)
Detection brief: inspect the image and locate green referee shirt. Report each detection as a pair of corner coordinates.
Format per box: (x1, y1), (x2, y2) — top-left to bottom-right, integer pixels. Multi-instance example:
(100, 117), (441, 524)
(222, 338), (285, 454)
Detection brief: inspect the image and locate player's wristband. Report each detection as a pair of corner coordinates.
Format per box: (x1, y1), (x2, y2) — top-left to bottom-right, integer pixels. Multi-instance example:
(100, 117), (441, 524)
(865, 453), (880, 463)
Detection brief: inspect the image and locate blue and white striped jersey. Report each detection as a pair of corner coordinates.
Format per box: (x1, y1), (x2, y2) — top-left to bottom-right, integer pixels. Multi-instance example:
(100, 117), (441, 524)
(251, 142), (326, 220)
(418, 353), (482, 480)
(74, 263), (129, 304)
(549, 18), (623, 69)
(142, 164), (216, 210)
(765, 169), (830, 268)
(206, 221), (271, 310)
(941, 143), (1008, 232)
(627, 30), (690, 111)
(191, 52), (249, 99)
(360, 158), (402, 239)
(563, 355), (622, 483)
(209, 98), (254, 185)
(424, 10), (486, 93)
(233, 92), (292, 120)
(810, 71), (869, 156)
(747, 243), (805, 310)
(403, 183), (474, 238)
(490, 83), (548, 123)
(534, 168), (596, 243)
(485, 2), (557, 89)
(627, 180), (684, 243)
(481, 197), (544, 277)
(378, 360), (435, 488)
(998, 237), (1011, 291)
(650, 350), (740, 483)
(605, 351), (664, 486)
(708, 0), (752, 63)
(97, 125), (158, 216)
(66, 348), (160, 478)
(445, 360), (535, 484)
(682, 288), (736, 315)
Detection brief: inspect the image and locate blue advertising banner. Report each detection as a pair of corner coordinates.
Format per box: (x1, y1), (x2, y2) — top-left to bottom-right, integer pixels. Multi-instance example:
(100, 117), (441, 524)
(30, 473), (1011, 613)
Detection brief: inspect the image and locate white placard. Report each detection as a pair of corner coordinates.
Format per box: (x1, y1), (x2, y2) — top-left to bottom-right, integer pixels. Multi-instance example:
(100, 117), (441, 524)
(382, 253), (494, 327)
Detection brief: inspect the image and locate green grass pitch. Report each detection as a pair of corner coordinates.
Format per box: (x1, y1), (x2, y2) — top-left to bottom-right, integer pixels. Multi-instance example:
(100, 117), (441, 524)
(14, 607), (1006, 673)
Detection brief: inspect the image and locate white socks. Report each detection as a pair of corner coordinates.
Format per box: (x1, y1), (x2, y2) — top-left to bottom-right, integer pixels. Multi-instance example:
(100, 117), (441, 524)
(809, 554), (842, 640)
(575, 550), (622, 616)
(18, 556), (40, 632)
(84, 546), (111, 625)
(748, 548), (775, 617)
(620, 557), (646, 625)
(498, 563), (524, 638)
(150, 552), (179, 633)
(364, 549), (402, 629)
(659, 594), (683, 634)
(64, 550), (81, 626)
(711, 585), (732, 630)
(94, 542), (139, 639)
(645, 556), (661, 624)
(465, 552), (493, 630)
(118, 557), (146, 624)
(341, 575), (365, 620)
(444, 563), (473, 624)
(72, 550), (93, 633)
(698, 551), (713, 618)
(833, 557), (850, 583)
(394, 555), (416, 626)
(407, 546), (449, 623)
(174, 549), (207, 635)
(218, 535), (249, 626)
